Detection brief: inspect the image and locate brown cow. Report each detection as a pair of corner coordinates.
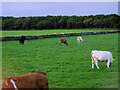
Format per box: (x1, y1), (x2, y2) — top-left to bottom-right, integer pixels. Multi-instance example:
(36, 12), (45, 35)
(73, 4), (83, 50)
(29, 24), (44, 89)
(59, 38), (68, 45)
(2, 72), (49, 90)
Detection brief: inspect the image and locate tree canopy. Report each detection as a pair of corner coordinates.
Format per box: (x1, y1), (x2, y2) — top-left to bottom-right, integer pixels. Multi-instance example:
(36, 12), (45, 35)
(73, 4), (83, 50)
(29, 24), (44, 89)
(1, 14), (120, 30)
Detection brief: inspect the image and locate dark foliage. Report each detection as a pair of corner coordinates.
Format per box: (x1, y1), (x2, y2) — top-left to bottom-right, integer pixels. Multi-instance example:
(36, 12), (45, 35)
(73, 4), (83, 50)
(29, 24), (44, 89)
(2, 14), (120, 30)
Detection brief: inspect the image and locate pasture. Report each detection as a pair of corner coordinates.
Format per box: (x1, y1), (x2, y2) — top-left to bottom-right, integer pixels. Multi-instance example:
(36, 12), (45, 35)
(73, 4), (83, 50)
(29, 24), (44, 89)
(2, 33), (118, 88)
(1, 29), (116, 36)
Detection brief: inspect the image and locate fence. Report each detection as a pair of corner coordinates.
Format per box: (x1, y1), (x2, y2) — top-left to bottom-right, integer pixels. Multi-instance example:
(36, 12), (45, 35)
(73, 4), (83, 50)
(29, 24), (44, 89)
(0, 30), (120, 41)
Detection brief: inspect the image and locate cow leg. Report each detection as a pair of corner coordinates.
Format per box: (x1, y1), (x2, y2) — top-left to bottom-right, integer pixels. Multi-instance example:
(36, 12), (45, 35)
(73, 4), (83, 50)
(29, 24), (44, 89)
(43, 82), (49, 90)
(92, 58), (95, 69)
(59, 41), (62, 45)
(107, 60), (110, 68)
(22, 41), (24, 44)
(95, 60), (99, 69)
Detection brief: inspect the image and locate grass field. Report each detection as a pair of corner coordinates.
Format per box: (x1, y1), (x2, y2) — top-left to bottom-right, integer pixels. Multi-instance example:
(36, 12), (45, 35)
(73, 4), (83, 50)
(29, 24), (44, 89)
(2, 32), (118, 88)
(1, 29), (116, 36)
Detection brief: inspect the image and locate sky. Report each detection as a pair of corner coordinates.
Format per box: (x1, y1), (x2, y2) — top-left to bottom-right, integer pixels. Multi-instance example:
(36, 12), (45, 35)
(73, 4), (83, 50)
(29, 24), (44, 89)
(1, 0), (120, 2)
(1, 1), (119, 17)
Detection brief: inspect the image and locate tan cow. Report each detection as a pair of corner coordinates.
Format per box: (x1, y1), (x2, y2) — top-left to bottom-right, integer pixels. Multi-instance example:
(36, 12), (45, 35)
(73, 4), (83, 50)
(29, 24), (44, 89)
(2, 72), (49, 90)
(59, 38), (68, 45)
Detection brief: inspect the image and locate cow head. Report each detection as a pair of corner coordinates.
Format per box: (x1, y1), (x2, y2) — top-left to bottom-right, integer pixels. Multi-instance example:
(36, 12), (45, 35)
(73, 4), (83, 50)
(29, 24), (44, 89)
(65, 43), (68, 45)
(2, 77), (15, 88)
(109, 59), (115, 67)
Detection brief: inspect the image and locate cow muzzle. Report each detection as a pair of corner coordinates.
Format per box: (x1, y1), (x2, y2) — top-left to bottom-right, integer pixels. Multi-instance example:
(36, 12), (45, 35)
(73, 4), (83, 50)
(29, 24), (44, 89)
(109, 62), (112, 67)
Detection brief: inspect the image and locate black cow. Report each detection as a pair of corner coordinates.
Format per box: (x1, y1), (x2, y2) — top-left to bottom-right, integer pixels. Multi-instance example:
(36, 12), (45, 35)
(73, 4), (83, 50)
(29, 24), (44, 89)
(19, 36), (26, 44)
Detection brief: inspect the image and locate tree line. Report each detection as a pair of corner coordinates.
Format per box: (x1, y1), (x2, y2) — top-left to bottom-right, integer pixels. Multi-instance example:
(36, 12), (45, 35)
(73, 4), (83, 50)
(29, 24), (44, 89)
(2, 14), (120, 30)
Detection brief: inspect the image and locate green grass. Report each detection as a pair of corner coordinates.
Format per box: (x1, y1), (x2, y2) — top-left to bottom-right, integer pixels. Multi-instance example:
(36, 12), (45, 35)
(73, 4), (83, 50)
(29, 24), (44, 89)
(2, 33), (118, 88)
(1, 29), (116, 36)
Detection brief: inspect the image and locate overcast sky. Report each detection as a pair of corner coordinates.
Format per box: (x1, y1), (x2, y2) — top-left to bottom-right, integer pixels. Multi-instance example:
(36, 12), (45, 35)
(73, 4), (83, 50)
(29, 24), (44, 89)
(1, 0), (119, 2)
(2, 2), (118, 17)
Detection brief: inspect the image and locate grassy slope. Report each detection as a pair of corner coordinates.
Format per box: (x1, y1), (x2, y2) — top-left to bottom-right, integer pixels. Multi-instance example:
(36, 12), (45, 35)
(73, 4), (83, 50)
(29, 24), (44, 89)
(1, 29), (116, 36)
(2, 33), (118, 88)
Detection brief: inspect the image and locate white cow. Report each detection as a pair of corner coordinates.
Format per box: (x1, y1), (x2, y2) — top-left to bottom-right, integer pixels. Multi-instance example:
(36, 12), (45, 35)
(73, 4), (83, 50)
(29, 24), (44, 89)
(91, 50), (115, 69)
(77, 37), (83, 43)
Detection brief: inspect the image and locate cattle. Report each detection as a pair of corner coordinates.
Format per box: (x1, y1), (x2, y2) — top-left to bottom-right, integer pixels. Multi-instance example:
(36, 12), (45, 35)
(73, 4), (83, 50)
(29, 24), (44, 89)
(91, 50), (115, 69)
(2, 72), (49, 90)
(19, 36), (26, 45)
(59, 38), (68, 45)
(77, 36), (83, 43)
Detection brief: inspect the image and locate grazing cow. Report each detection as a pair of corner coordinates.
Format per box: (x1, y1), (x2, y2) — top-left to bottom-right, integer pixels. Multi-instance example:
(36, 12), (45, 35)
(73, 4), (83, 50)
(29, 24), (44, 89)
(91, 50), (115, 69)
(2, 72), (49, 90)
(59, 38), (68, 45)
(19, 36), (26, 45)
(77, 36), (83, 43)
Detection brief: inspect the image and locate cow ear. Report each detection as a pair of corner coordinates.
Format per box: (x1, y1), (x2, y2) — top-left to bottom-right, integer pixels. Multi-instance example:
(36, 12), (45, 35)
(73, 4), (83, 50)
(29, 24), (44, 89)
(12, 78), (17, 82)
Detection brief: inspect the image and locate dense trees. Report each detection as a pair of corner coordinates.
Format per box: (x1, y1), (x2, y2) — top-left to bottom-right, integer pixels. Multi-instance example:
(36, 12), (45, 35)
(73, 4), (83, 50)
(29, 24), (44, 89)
(2, 14), (120, 30)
